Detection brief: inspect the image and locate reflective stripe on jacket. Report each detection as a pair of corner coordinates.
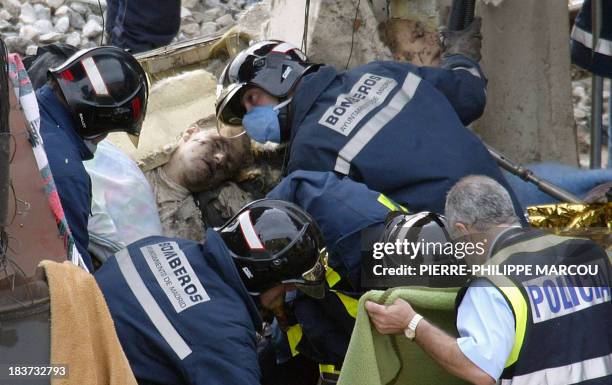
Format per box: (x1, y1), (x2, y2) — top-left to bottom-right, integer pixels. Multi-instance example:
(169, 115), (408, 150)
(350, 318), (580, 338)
(95, 230), (262, 385)
(571, 0), (612, 77)
(286, 56), (523, 216)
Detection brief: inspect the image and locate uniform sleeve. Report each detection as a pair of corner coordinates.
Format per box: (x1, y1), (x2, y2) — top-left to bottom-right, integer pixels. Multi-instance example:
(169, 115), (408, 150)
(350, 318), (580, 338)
(267, 170), (389, 248)
(55, 173), (94, 271)
(415, 54), (487, 125)
(456, 279), (515, 380)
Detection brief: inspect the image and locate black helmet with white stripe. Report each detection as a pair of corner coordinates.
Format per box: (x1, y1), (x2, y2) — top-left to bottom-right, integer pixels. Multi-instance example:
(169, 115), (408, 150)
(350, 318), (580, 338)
(216, 40), (316, 126)
(48, 46), (148, 145)
(379, 211), (464, 287)
(218, 199), (327, 299)
(381, 211), (454, 266)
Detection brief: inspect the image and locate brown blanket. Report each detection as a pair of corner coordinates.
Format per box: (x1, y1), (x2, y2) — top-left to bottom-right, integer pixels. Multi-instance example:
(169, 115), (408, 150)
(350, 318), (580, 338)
(40, 260), (137, 385)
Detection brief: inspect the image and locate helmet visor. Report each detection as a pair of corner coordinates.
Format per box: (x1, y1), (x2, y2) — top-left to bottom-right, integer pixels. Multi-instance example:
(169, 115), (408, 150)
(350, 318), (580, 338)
(216, 82), (247, 128)
(291, 248), (327, 299)
(217, 118), (246, 139)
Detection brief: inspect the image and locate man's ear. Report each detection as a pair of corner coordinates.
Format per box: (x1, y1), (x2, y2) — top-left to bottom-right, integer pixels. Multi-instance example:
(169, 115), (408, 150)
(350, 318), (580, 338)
(454, 222), (470, 237)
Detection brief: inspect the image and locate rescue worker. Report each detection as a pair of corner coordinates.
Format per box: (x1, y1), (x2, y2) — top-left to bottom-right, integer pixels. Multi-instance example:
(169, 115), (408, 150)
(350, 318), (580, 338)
(268, 170), (454, 384)
(105, 0), (181, 53)
(366, 175), (612, 385)
(95, 199), (328, 385)
(215, 19), (523, 216)
(571, 0), (612, 78)
(38, 46), (148, 271)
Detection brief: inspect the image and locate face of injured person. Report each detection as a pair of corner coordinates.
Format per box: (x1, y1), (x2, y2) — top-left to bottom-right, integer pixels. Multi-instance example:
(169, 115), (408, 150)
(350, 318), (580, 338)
(172, 128), (249, 192)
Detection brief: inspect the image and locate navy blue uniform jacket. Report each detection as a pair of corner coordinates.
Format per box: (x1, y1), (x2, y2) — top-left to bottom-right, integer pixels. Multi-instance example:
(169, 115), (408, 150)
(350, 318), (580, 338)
(95, 230), (262, 385)
(286, 55), (523, 216)
(571, 0), (612, 77)
(268, 170), (389, 289)
(37, 84), (94, 271)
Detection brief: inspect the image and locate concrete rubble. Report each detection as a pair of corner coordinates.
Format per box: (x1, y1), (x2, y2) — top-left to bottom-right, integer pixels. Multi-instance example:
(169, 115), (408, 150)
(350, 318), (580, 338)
(0, 0), (260, 55)
(0, 0), (606, 166)
(572, 73), (611, 167)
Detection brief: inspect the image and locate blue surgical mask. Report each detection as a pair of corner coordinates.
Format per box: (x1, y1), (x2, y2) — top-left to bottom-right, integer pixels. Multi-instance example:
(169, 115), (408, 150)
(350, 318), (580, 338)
(242, 99), (292, 144)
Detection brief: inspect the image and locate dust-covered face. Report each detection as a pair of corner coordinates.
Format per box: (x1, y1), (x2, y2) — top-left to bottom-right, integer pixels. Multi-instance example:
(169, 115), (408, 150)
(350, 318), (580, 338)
(173, 129), (248, 191)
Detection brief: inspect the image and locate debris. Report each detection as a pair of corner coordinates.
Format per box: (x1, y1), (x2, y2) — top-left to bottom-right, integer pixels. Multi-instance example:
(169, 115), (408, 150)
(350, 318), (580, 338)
(54, 15), (70, 34)
(64, 31), (81, 46)
(215, 14), (234, 28)
(200, 22), (218, 36)
(82, 19), (102, 38)
(46, 0), (65, 8)
(2, 0), (259, 55)
(39, 31), (63, 43)
(19, 3), (37, 24)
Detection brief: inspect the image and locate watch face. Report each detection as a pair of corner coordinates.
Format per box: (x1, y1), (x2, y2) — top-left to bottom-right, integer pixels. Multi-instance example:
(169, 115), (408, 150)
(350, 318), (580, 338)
(404, 328), (416, 340)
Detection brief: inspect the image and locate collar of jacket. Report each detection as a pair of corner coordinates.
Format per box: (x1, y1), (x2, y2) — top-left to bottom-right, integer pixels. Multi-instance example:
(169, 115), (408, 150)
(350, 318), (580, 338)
(204, 229), (263, 332)
(487, 226), (543, 259)
(289, 65), (338, 142)
(37, 84), (94, 161)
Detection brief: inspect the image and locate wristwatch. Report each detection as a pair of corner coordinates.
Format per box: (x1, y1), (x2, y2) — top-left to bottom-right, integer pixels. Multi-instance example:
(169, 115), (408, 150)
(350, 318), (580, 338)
(404, 313), (424, 341)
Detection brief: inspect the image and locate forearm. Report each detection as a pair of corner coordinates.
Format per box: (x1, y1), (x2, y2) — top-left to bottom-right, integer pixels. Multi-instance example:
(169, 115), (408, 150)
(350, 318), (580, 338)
(414, 320), (495, 385)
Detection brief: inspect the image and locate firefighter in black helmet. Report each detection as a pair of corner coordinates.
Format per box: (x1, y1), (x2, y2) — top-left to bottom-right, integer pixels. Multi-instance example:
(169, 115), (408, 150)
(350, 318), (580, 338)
(95, 199), (327, 385)
(37, 46), (148, 271)
(215, 37), (526, 220)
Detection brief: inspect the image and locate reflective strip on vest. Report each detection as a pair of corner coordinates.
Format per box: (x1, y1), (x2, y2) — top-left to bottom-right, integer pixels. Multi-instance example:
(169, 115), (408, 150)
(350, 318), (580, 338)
(377, 193), (408, 213)
(333, 291), (358, 319)
(326, 267), (342, 288)
(500, 353), (612, 385)
(572, 25), (612, 57)
(334, 73), (421, 175)
(286, 324), (303, 357)
(483, 234), (575, 368)
(116, 248), (193, 360)
(486, 275), (528, 368)
(319, 364), (341, 375)
(326, 267), (358, 318)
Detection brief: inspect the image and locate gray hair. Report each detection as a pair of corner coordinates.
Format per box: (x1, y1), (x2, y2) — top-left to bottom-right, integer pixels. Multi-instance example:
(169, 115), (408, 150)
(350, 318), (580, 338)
(445, 175), (520, 237)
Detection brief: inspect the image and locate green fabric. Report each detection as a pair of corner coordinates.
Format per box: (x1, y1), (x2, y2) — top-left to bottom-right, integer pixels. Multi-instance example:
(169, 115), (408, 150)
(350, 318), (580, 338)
(337, 287), (471, 385)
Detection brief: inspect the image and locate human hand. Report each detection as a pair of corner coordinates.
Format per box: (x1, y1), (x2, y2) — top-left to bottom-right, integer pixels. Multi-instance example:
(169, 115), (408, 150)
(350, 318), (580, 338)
(365, 298), (416, 335)
(439, 17), (482, 62)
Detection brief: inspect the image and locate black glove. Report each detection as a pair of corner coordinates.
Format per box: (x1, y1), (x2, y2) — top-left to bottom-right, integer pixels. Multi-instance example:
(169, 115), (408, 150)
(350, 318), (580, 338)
(439, 17), (482, 63)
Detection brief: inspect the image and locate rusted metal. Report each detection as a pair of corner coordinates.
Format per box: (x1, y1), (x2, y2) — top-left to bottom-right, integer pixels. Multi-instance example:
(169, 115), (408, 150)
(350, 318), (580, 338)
(0, 39), (9, 228)
(4, 85), (66, 279)
(0, 270), (50, 381)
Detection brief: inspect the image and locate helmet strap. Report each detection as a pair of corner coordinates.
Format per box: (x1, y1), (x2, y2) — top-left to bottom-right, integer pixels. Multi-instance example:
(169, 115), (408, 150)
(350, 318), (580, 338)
(276, 98), (293, 142)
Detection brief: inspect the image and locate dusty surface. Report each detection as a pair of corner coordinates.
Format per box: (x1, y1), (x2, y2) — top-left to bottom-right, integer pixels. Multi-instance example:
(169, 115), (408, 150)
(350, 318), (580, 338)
(572, 70), (611, 168)
(256, 0), (393, 69)
(381, 19), (440, 66)
(0, 0), (261, 55)
(474, 0), (578, 165)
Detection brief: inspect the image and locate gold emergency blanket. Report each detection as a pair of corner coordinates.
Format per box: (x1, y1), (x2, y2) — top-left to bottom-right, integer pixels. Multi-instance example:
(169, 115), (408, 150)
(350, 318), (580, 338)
(527, 203), (611, 251)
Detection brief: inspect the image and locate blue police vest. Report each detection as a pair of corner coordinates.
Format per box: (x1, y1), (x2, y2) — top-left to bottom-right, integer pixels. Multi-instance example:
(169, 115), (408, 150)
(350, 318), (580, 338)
(457, 229), (612, 385)
(286, 56), (523, 216)
(571, 0), (612, 78)
(95, 230), (262, 385)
